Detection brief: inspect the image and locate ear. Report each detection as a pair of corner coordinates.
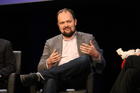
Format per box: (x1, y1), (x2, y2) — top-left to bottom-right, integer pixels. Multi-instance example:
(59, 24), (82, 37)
(74, 19), (77, 26)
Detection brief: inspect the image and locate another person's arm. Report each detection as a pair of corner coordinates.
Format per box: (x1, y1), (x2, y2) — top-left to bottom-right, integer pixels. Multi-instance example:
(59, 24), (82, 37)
(0, 40), (16, 78)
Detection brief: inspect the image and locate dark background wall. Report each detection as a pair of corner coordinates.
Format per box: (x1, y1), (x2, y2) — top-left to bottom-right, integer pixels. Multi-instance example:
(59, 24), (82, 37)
(0, 1), (139, 93)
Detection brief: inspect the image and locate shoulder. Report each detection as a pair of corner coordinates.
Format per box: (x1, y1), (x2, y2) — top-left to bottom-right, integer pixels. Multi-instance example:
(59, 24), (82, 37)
(0, 39), (11, 46)
(77, 31), (95, 39)
(0, 39), (11, 52)
(45, 34), (61, 44)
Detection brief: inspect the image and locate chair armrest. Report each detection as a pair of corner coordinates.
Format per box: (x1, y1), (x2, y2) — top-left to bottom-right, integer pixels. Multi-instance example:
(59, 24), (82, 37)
(7, 73), (16, 93)
(0, 89), (7, 93)
(30, 84), (43, 93)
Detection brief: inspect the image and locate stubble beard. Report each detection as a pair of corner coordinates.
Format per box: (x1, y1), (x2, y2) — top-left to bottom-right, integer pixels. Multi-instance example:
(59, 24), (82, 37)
(61, 27), (75, 37)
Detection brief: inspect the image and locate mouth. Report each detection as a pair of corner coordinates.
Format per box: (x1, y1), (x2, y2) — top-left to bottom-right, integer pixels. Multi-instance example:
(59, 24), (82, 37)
(64, 27), (71, 31)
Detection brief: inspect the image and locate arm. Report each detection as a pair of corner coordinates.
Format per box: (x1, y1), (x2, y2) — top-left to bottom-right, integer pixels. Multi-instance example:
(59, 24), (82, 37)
(89, 38), (106, 74)
(37, 41), (52, 71)
(80, 35), (105, 74)
(37, 41), (61, 71)
(0, 40), (16, 78)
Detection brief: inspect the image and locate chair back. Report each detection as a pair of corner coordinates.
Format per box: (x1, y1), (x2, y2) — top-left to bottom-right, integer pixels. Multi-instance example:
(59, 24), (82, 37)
(13, 51), (21, 74)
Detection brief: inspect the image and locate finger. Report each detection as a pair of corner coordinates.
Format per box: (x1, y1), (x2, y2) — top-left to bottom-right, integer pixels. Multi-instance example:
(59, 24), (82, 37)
(52, 49), (56, 53)
(50, 49), (57, 56)
(52, 54), (61, 59)
(49, 53), (61, 60)
(51, 52), (60, 57)
(81, 43), (91, 48)
(80, 45), (90, 50)
(80, 47), (89, 53)
(50, 60), (57, 64)
(90, 40), (93, 46)
(51, 56), (61, 63)
(89, 40), (96, 49)
(51, 50), (60, 57)
(51, 59), (59, 63)
(80, 49), (89, 54)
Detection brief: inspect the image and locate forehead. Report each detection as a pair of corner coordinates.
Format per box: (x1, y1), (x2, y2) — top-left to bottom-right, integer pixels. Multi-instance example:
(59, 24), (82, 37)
(57, 11), (74, 21)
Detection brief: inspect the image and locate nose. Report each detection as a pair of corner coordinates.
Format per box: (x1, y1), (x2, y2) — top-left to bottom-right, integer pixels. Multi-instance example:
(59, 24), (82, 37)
(64, 22), (69, 27)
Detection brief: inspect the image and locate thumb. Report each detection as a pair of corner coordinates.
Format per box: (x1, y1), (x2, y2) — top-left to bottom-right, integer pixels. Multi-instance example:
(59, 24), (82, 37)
(89, 40), (94, 46)
(52, 49), (56, 53)
(51, 49), (57, 56)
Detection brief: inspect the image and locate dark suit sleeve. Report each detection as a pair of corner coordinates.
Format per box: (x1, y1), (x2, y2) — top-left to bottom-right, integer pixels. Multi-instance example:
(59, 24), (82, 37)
(0, 40), (16, 78)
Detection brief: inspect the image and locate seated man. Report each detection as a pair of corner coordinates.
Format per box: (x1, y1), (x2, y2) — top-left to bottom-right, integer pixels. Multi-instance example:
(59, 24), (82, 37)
(16, 8), (105, 93)
(110, 55), (140, 93)
(0, 39), (16, 89)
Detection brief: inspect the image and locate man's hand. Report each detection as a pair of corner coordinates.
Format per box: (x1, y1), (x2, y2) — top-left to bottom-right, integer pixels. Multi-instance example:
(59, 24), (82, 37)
(46, 49), (61, 67)
(80, 40), (100, 58)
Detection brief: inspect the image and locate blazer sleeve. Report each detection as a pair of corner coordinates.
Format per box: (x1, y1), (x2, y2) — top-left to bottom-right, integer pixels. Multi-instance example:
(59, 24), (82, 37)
(90, 35), (106, 74)
(37, 41), (52, 71)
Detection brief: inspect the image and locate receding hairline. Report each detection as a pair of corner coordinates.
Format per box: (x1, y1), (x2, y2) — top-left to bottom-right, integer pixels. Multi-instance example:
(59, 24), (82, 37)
(57, 8), (76, 19)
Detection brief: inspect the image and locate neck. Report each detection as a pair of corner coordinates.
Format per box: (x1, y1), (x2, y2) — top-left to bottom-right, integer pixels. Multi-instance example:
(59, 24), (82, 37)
(63, 32), (76, 41)
(63, 35), (74, 41)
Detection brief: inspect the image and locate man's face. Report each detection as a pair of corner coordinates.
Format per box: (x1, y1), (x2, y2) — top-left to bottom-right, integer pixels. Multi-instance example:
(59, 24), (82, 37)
(57, 11), (77, 37)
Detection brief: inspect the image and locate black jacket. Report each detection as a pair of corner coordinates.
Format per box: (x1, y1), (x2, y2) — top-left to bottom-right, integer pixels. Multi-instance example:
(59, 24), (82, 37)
(0, 39), (16, 88)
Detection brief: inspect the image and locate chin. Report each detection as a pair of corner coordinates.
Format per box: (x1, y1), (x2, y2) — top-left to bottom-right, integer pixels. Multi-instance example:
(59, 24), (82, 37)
(64, 30), (71, 33)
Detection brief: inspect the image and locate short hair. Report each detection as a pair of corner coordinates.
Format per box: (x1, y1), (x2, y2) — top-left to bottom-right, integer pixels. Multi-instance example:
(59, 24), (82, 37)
(57, 8), (76, 19)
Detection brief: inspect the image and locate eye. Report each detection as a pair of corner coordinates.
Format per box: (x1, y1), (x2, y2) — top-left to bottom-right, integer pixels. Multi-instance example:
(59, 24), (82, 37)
(67, 20), (72, 23)
(59, 22), (64, 25)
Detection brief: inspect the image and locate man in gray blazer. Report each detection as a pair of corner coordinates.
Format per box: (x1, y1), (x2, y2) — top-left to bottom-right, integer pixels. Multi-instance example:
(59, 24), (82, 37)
(19, 8), (105, 93)
(0, 39), (16, 88)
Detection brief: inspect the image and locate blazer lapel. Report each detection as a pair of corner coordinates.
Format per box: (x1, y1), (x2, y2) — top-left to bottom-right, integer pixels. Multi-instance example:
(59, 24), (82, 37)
(54, 35), (63, 66)
(56, 34), (63, 55)
(76, 32), (84, 56)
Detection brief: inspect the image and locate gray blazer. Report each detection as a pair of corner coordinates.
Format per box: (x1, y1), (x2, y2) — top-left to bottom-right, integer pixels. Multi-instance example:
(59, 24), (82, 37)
(38, 32), (105, 73)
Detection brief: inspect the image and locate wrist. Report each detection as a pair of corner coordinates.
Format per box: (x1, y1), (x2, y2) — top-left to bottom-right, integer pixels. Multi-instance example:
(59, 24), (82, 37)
(47, 58), (52, 65)
(91, 51), (101, 60)
(46, 58), (53, 69)
(92, 51), (99, 58)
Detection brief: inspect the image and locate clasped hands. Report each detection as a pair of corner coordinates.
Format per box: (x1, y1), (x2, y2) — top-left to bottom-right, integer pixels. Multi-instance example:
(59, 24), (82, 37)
(46, 40), (100, 67)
